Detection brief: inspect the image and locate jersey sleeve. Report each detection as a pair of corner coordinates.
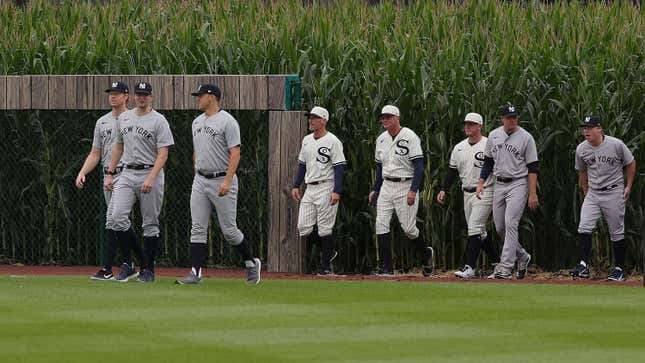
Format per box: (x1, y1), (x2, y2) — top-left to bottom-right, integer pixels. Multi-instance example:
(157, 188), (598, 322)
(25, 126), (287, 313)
(619, 140), (635, 166)
(331, 138), (346, 166)
(225, 118), (242, 149)
(574, 148), (585, 171)
(297, 138), (306, 164)
(115, 118), (124, 144)
(91, 121), (102, 149)
(448, 145), (458, 169)
(408, 133), (423, 160)
(524, 134), (539, 164)
(156, 116), (175, 148)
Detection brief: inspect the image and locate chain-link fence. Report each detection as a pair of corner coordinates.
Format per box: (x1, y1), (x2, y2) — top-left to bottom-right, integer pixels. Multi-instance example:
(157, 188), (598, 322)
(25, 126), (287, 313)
(0, 110), (268, 268)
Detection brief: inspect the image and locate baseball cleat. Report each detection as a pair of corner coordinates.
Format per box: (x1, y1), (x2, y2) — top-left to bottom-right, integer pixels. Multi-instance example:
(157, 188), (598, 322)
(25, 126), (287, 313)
(493, 265), (512, 279)
(371, 268), (395, 277)
(137, 269), (155, 283)
(175, 270), (203, 285)
(607, 267), (625, 282)
(422, 246), (434, 277)
(246, 258), (261, 285)
(455, 265), (475, 279)
(517, 253), (531, 279)
(116, 263), (139, 282)
(90, 268), (114, 281)
(317, 269), (335, 276)
(569, 263), (590, 279)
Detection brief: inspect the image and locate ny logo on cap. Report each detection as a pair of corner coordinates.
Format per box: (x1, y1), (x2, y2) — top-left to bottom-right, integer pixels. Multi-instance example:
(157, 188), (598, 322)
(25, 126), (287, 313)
(585, 116), (591, 123)
(508, 106), (515, 112)
(139, 83), (147, 89)
(112, 82), (118, 88)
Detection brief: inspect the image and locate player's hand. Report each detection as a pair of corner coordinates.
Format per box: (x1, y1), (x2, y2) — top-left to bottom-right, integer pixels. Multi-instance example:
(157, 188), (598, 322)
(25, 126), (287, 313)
(475, 184), (484, 200)
(141, 176), (155, 193)
(436, 190), (446, 204)
(103, 174), (114, 191)
(330, 192), (341, 205)
(291, 188), (301, 202)
(368, 191), (378, 206)
(218, 180), (230, 197)
(528, 193), (539, 211)
(623, 187), (631, 200)
(406, 191), (416, 206)
(75, 173), (86, 190)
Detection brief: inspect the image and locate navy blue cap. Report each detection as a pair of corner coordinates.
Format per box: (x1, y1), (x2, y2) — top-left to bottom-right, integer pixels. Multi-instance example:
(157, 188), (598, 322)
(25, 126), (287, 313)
(104, 81), (129, 94)
(191, 84), (221, 100)
(500, 104), (519, 117)
(134, 82), (152, 95)
(580, 115), (601, 127)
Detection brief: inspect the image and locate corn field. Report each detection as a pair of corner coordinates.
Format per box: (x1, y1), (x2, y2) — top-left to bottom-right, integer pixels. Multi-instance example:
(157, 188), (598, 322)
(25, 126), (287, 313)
(0, 0), (643, 273)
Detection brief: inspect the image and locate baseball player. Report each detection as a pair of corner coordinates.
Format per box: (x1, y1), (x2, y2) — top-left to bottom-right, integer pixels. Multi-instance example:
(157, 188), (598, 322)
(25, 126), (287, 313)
(175, 84), (261, 285)
(104, 81), (175, 283)
(75, 81), (140, 280)
(570, 115), (636, 281)
(291, 106), (346, 275)
(437, 112), (500, 279)
(476, 104), (538, 279)
(368, 105), (433, 276)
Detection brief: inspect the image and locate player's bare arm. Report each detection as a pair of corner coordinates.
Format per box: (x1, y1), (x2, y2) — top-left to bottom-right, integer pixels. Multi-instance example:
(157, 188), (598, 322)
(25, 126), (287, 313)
(76, 147), (101, 189)
(578, 168), (588, 195)
(219, 145), (241, 197)
(141, 146), (169, 193)
(624, 160), (636, 200)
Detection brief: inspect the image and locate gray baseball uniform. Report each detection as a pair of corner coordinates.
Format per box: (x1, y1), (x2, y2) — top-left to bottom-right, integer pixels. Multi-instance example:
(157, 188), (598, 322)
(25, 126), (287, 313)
(485, 126), (538, 271)
(190, 110), (244, 245)
(110, 108), (175, 237)
(576, 135), (634, 241)
(375, 127), (423, 239)
(296, 132), (346, 237)
(92, 111), (124, 230)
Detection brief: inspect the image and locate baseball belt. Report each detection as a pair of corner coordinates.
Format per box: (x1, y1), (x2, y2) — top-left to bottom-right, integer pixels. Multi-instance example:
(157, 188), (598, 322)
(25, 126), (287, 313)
(103, 166), (123, 175)
(384, 177), (412, 182)
(125, 164), (154, 170)
(307, 180), (332, 185)
(197, 170), (227, 179)
(592, 184), (619, 191)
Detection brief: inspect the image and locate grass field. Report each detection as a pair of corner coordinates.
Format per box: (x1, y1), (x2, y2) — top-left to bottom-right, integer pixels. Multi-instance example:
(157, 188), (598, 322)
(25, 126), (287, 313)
(0, 275), (644, 363)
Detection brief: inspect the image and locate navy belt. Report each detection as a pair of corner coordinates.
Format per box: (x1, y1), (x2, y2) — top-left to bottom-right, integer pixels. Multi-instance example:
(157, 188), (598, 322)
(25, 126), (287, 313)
(384, 177), (412, 182)
(593, 184), (619, 192)
(198, 170), (227, 179)
(308, 180), (331, 185)
(496, 177), (515, 183)
(125, 164), (154, 170)
(462, 187), (477, 193)
(103, 166), (123, 174)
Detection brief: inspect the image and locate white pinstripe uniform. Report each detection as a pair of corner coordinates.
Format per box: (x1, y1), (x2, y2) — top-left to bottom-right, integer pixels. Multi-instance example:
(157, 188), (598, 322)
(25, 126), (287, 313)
(296, 132), (346, 237)
(449, 137), (494, 237)
(374, 127), (423, 239)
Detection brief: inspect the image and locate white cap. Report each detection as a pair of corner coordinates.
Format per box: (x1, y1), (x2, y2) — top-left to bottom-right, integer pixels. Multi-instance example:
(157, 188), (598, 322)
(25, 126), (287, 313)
(380, 105), (400, 117)
(464, 112), (483, 125)
(305, 106), (329, 120)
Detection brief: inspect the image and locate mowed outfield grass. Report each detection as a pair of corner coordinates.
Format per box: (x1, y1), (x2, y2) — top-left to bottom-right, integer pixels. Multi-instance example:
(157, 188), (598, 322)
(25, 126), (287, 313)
(0, 276), (644, 363)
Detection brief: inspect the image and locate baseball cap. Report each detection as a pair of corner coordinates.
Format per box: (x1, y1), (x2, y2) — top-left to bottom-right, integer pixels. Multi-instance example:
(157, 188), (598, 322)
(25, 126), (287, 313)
(191, 84), (222, 99)
(104, 81), (129, 94)
(580, 115), (601, 127)
(304, 106), (329, 120)
(134, 82), (152, 95)
(380, 105), (400, 117)
(464, 112), (483, 125)
(500, 104), (518, 117)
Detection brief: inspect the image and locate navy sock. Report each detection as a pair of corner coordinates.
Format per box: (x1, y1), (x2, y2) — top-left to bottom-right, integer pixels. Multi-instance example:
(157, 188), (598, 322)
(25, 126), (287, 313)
(116, 230), (132, 265)
(613, 239), (626, 269)
(143, 236), (160, 272)
(320, 234), (334, 271)
(466, 235), (482, 268)
(104, 229), (117, 272)
(579, 233), (592, 264)
(128, 227), (143, 264)
(480, 234), (499, 263)
(234, 238), (253, 262)
(191, 243), (208, 275)
(377, 233), (392, 273)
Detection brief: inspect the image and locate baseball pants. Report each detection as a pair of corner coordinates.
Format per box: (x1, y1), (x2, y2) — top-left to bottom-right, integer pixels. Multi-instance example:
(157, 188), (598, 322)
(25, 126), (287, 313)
(493, 178), (530, 271)
(110, 169), (165, 237)
(297, 181), (338, 238)
(190, 174), (244, 245)
(103, 173), (122, 230)
(464, 188), (493, 238)
(577, 187), (625, 241)
(375, 179), (419, 239)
